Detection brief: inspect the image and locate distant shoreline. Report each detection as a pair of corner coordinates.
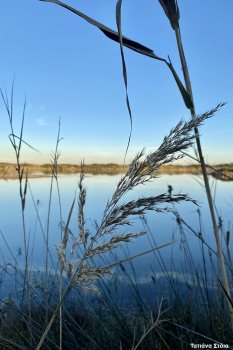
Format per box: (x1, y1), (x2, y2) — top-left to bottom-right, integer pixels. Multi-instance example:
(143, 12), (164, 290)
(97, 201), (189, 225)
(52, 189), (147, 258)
(0, 162), (233, 181)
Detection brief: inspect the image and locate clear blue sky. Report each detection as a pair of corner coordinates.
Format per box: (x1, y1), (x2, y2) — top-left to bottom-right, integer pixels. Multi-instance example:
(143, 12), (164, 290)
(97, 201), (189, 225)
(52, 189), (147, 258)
(0, 0), (233, 164)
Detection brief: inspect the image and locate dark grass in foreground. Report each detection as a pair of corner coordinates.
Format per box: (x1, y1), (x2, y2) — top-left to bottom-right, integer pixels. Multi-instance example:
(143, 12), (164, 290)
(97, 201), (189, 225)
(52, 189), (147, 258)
(0, 269), (232, 350)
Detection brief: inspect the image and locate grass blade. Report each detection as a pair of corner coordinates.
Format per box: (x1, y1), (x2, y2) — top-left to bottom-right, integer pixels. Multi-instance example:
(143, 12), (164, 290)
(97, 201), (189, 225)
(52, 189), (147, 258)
(116, 0), (132, 159)
(166, 58), (193, 109)
(105, 240), (176, 269)
(40, 0), (192, 109)
(63, 197), (75, 248)
(39, 0), (162, 60)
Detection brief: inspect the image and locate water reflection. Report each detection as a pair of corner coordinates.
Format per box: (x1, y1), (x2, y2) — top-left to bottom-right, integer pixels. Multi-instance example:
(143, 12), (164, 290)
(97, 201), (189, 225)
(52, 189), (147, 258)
(0, 174), (232, 276)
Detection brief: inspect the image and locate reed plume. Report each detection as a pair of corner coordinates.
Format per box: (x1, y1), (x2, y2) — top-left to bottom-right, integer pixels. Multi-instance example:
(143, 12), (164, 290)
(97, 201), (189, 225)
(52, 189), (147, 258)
(36, 105), (220, 349)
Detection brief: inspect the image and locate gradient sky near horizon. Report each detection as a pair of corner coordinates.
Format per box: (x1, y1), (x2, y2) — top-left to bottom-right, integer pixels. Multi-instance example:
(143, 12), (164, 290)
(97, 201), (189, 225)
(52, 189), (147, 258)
(0, 0), (233, 165)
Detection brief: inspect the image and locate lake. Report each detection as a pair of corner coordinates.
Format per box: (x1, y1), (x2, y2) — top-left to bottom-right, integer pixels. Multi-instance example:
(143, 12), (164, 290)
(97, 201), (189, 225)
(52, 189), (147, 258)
(0, 173), (232, 280)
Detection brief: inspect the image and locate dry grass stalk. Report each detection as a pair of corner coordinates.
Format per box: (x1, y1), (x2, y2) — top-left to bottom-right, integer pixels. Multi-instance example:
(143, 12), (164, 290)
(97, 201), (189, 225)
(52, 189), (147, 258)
(158, 0), (233, 327)
(0, 85), (33, 345)
(132, 298), (169, 350)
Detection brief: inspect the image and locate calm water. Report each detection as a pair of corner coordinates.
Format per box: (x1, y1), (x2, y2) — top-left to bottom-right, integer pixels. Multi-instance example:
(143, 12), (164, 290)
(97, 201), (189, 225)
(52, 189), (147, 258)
(0, 173), (232, 277)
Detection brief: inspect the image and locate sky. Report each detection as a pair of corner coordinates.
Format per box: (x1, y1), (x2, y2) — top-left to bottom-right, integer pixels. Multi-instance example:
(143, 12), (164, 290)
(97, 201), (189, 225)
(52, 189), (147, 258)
(0, 0), (233, 165)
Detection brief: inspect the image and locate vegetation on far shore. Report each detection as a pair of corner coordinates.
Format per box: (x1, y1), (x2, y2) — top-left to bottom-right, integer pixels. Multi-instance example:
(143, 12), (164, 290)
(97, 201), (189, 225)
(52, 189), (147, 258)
(1, 162), (233, 180)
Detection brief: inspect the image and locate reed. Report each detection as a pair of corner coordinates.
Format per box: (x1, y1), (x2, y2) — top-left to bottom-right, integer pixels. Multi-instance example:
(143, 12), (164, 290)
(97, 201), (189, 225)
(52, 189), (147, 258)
(0, 84), (34, 346)
(158, 0), (233, 327)
(35, 106), (219, 348)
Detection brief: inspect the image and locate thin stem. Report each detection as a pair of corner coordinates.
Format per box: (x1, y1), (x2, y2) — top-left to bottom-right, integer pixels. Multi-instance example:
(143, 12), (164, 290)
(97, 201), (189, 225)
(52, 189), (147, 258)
(174, 22), (233, 326)
(36, 285), (71, 350)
